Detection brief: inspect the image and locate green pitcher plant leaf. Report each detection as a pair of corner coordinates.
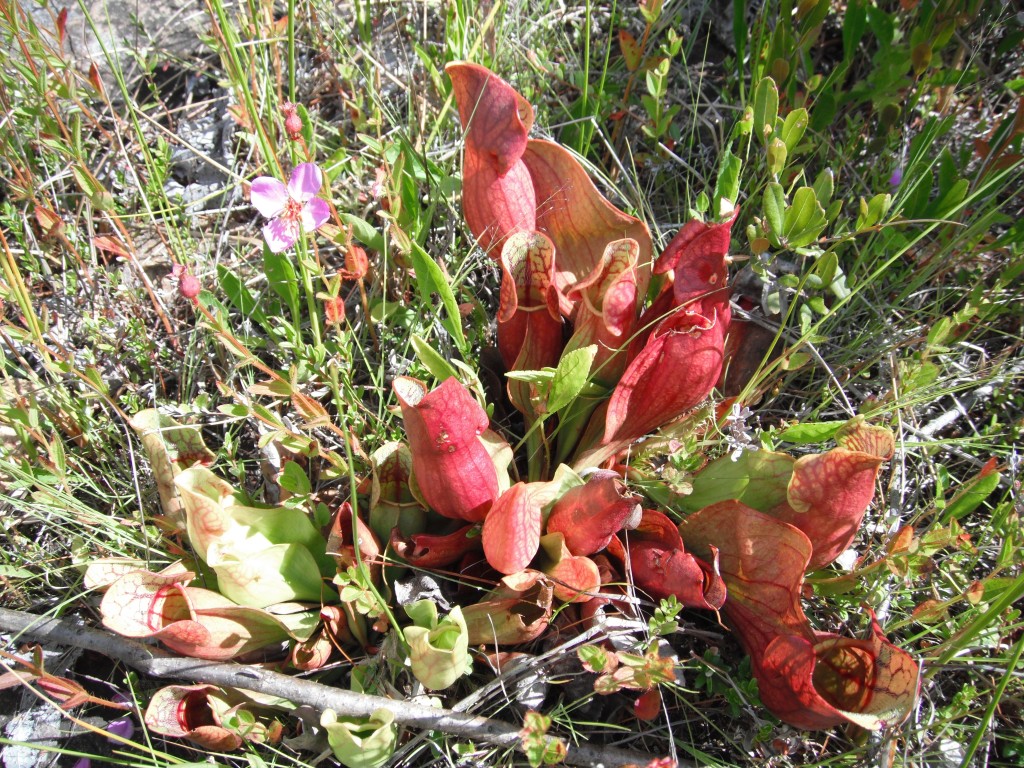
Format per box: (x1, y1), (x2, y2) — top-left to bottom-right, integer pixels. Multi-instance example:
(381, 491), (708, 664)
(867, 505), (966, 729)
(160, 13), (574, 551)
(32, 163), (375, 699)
(321, 708), (397, 768)
(404, 601), (472, 690)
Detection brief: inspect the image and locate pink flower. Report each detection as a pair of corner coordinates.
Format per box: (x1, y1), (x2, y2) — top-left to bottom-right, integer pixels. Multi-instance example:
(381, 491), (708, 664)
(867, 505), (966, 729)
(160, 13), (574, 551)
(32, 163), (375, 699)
(251, 163), (330, 253)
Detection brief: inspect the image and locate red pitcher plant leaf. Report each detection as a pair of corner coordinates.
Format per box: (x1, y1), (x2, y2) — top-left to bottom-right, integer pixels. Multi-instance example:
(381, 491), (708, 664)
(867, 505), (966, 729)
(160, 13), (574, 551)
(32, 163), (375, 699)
(622, 509), (726, 610)
(463, 570), (554, 645)
(446, 61), (537, 256)
(393, 376), (501, 523)
(99, 568), (309, 660)
(600, 213), (739, 445)
(291, 625), (335, 671)
(681, 501), (810, 649)
(756, 612), (922, 731)
(628, 212), (736, 356)
(144, 684), (245, 751)
(546, 469), (641, 556)
(772, 418), (895, 570)
(683, 418), (895, 571)
(563, 238), (641, 384)
(654, 210), (738, 310)
(603, 307), (727, 445)
(680, 501), (920, 730)
(327, 501), (383, 581)
(521, 139), (653, 305)
(447, 61), (654, 310)
(390, 524), (481, 568)
(482, 482), (543, 575)
(538, 532), (602, 603)
(497, 231), (564, 420)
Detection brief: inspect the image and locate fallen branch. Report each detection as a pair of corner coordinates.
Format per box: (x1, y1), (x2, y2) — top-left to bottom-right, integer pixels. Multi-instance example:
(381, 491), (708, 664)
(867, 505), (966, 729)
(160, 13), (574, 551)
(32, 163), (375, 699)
(0, 607), (670, 768)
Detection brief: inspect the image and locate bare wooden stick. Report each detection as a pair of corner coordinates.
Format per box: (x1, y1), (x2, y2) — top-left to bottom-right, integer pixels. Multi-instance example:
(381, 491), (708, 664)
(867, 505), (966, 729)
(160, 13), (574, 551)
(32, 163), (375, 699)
(0, 607), (668, 768)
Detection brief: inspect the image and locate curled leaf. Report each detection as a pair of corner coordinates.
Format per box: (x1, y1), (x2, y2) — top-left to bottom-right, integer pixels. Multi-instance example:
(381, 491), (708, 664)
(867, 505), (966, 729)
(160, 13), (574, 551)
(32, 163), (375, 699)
(498, 231), (564, 422)
(772, 417), (895, 570)
(446, 61), (536, 256)
(463, 570), (554, 645)
(604, 307), (726, 444)
(538, 533), (602, 604)
(368, 442), (424, 544)
(564, 238), (641, 383)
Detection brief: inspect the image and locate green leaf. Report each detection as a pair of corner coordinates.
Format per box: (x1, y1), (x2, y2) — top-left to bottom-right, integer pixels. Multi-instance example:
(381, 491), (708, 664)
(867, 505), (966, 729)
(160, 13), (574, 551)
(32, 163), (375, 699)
(778, 421), (844, 444)
(814, 251), (838, 286)
(72, 164), (114, 210)
(784, 187), (827, 248)
(210, 543), (334, 608)
(714, 147), (742, 214)
(752, 77), (779, 145)
(262, 249), (300, 315)
(338, 213), (386, 254)
(548, 345), (597, 414)
(858, 193), (892, 229)
(927, 317), (954, 349)
(321, 708), (397, 768)
(942, 463), (1002, 523)
(810, 89), (837, 132)
(218, 265), (266, 324)
(405, 599), (439, 629)
(279, 461), (311, 495)
(780, 108), (808, 152)
(767, 136), (788, 176)
(783, 186), (817, 239)
(842, 0), (868, 63)
(410, 334), (458, 382)
(763, 182), (786, 246)
(0, 565), (33, 579)
(933, 179), (968, 217)
(682, 450), (796, 512)
(813, 168), (834, 203)
(639, 0), (664, 23)
(408, 242), (467, 355)
(506, 369), (555, 386)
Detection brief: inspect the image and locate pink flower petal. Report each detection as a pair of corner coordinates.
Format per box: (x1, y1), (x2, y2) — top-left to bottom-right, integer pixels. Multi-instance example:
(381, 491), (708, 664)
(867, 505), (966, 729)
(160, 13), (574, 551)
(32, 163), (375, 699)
(250, 177), (288, 218)
(300, 196), (330, 233)
(288, 163), (323, 202)
(263, 218), (299, 253)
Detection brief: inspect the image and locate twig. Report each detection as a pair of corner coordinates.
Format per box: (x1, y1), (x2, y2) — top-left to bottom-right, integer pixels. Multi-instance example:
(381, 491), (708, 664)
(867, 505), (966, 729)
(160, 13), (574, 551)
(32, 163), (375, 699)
(0, 607), (664, 768)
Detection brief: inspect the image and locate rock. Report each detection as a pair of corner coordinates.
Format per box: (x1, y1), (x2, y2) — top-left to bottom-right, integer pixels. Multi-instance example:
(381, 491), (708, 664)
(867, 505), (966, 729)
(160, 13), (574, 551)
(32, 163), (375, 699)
(19, 1), (238, 89)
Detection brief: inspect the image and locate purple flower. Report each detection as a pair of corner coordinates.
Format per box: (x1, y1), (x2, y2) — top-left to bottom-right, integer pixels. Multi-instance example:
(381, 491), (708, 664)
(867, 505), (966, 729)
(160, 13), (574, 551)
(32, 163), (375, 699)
(888, 167), (903, 189)
(251, 163), (330, 253)
(106, 715), (135, 742)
